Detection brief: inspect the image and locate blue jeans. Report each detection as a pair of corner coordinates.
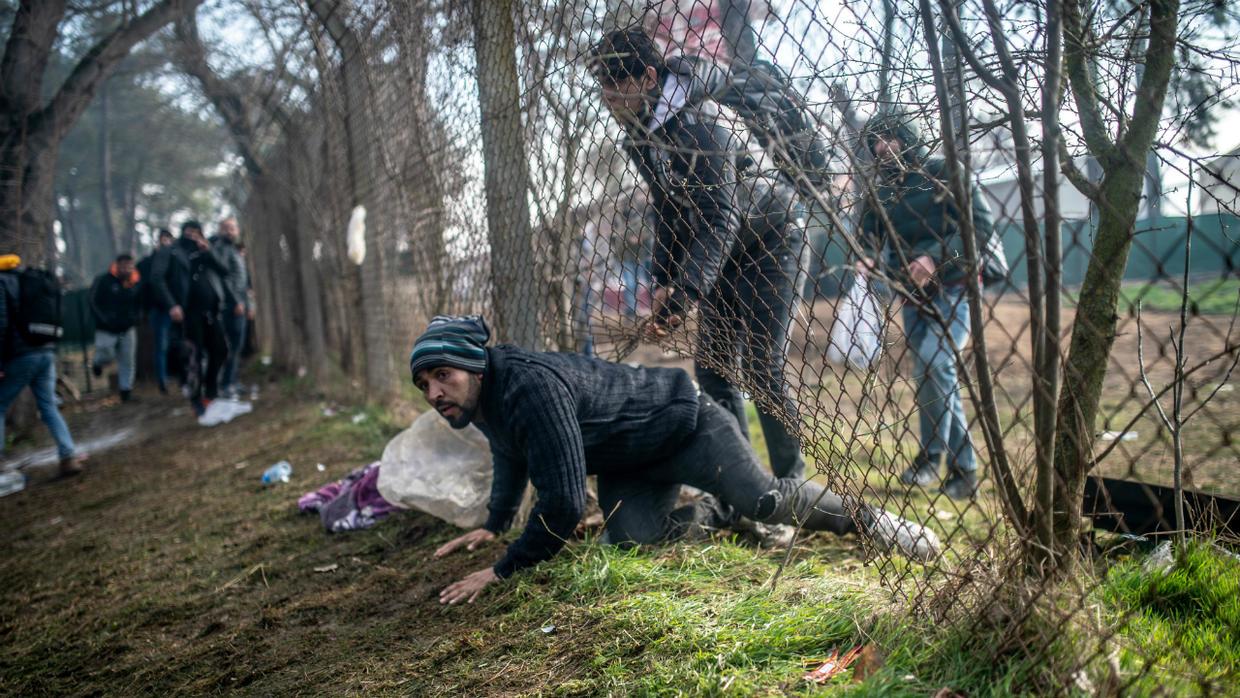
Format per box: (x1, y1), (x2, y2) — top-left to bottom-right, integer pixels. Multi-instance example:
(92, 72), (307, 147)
(93, 328), (136, 392)
(0, 350), (76, 459)
(220, 312), (247, 392)
(150, 310), (172, 389)
(901, 285), (976, 473)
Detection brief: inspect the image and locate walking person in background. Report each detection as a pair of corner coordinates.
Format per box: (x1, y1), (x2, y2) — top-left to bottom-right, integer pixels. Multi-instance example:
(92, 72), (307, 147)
(137, 228), (174, 394)
(0, 255), (85, 476)
(89, 254), (143, 403)
(212, 218), (249, 398)
(148, 224), (197, 395)
(183, 222), (236, 422)
(856, 109), (993, 500)
(150, 220), (235, 420)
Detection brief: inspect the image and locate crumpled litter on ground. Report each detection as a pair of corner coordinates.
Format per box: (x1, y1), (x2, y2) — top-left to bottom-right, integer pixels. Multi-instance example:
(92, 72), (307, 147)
(803, 645), (864, 684)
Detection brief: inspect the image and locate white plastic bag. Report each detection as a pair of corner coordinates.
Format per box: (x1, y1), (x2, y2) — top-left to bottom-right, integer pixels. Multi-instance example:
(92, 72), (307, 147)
(376, 411), (493, 528)
(827, 274), (885, 369)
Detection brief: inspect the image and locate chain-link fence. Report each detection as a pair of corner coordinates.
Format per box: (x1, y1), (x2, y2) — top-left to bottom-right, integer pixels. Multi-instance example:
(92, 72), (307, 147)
(212, 0), (1240, 691)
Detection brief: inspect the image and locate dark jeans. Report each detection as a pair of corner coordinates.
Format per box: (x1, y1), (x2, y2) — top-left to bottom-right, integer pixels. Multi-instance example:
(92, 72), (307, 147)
(220, 312), (247, 392)
(149, 310), (172, 389)
(694, 218), (809, 480)
(599, 396), (855, 545)
(185, 313), (228, 403)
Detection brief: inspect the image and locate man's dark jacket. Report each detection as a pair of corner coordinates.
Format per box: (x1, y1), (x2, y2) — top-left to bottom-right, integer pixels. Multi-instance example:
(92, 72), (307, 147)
(211, 235), (248, 312)
(857, 110), (996, 286)
(622, 60), (797, 307)
(147, 238), (195, 312)
(186, 247), (235, 320)
(476, 345), (701, 578)
(89, 268), (143, 333)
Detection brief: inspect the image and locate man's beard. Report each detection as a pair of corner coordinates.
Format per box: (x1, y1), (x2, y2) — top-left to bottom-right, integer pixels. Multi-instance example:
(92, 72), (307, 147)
(437, 374), (482, 429)
(443, 402), (477, 429)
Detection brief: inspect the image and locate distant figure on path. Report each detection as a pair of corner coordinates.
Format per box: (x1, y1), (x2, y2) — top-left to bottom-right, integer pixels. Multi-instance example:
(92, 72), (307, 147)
(137, 228), (175, 394)
(90, 253), (143, 402)
(211, 217), (249, 398)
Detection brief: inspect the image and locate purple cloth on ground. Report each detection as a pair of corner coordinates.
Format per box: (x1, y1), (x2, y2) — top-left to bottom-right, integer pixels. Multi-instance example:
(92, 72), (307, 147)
(297, 462), (401, 532)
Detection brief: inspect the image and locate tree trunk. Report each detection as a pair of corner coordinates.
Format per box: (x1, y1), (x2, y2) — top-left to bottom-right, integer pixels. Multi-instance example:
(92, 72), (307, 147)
(281, 140), (330, 383)
(0, 131), (59, 265)
(0, 0), (204, 264)
(1051, 169), (1144, 552)
(97, 83), (121, 258)
(1053, 0), (1179, 564)
(473, 0), (541, 349)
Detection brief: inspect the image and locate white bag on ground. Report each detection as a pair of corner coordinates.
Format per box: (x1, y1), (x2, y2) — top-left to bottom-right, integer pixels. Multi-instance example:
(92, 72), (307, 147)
(377, 411), (493, 528)
(827, 274), (885, 369)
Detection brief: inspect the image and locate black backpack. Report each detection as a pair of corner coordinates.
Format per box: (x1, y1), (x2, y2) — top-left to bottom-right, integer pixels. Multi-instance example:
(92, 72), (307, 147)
(685, 57), (831, 198)
(13, 268), (63, 346)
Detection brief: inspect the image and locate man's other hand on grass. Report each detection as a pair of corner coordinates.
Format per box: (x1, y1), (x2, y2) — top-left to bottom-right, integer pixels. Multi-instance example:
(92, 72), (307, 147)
(439, 566), (499, 605)
(433, 528), (496, 559)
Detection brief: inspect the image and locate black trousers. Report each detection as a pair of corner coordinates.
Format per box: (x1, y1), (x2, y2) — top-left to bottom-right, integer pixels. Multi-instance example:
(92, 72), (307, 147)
(185, 313), (228, 402)
(598, 396), (855, 546)
(694, 212), (809, 480)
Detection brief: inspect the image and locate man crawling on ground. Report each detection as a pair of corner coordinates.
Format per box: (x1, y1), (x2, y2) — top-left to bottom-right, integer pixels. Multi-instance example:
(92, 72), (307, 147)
(412, 316), (940, 605)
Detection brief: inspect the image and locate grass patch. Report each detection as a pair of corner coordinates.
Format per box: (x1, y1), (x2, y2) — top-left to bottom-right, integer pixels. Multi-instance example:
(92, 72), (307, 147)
(1100, 541), (1240, 692)
(1066, 278), (1240, 315)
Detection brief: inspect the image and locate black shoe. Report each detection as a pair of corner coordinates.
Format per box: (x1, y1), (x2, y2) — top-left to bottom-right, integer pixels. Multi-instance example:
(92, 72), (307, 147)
(940, 470), (979, 500)
(120, 390), (137, 403)
(158, 382), (169, 396)
(899, 459), (939, 487)
(91, 364), (103, 378)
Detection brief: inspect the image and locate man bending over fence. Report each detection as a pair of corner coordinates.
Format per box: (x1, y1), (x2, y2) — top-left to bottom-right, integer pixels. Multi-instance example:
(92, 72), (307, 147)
(588, 28), (810, 481)
(412, 316), (940, 605)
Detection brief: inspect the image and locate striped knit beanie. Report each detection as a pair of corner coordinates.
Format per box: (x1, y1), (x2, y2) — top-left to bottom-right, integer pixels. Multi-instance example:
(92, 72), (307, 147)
(409, 315), (491, 379)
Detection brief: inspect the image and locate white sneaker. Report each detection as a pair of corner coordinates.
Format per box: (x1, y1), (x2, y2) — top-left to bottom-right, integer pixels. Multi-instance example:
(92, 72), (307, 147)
(226, 399), (253, 417)
(862, 509), (941, 562)
(209, 399), (253, 425)
(197, 400), (233, 427)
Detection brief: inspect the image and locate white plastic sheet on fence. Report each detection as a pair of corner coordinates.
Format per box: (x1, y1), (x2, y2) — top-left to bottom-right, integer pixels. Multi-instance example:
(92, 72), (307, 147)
(827, 273), (884, 369)
(376, 410), (493, 528)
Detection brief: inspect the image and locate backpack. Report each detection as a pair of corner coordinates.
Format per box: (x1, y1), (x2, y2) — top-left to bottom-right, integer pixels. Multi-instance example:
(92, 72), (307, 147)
(13, 268), (63, 346)
(711, 59), (832, 198)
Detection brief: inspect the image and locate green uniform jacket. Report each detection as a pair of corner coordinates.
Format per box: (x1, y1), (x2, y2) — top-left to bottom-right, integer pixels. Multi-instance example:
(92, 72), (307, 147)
(857, 110), (996, 287)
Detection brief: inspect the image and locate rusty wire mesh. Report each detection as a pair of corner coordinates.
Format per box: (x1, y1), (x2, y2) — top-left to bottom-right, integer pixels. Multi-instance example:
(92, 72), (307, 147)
(225, 0), (1240, 691)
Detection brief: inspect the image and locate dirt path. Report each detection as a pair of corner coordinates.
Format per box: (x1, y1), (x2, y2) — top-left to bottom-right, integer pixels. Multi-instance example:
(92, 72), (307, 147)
(0, 387), (507, 694)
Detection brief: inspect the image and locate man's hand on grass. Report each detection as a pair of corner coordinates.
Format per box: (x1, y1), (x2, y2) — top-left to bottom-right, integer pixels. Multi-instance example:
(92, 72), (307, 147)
(433, 528), (496, 559)
(439, 566), (499, 605)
